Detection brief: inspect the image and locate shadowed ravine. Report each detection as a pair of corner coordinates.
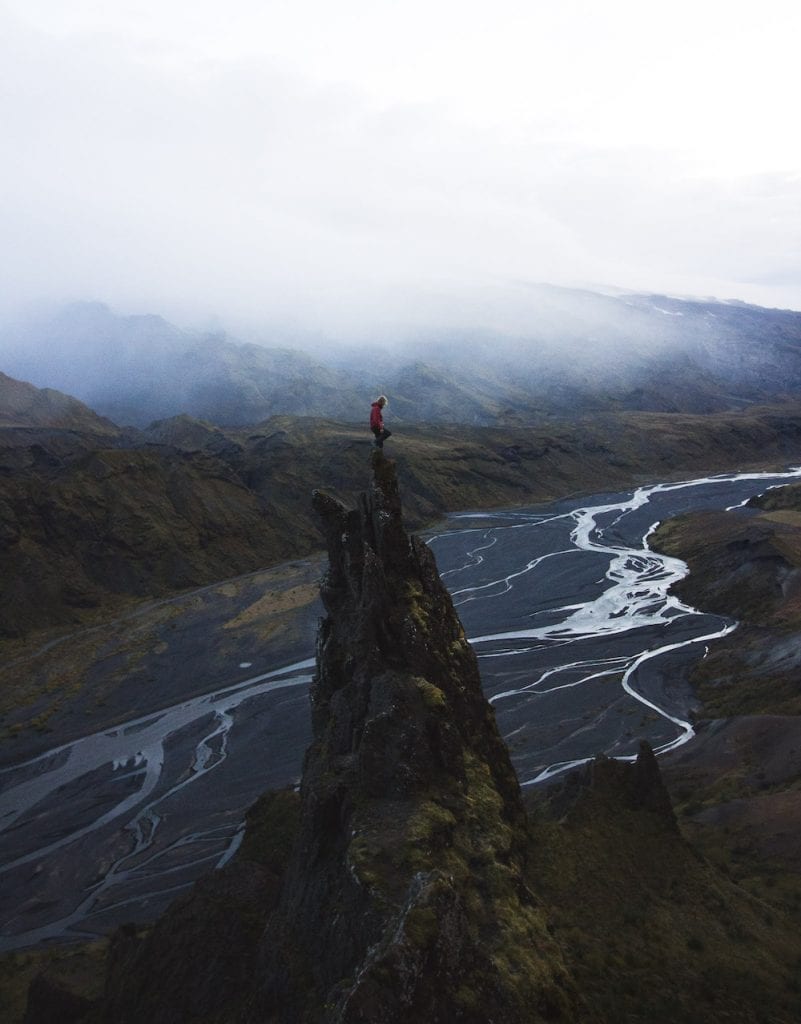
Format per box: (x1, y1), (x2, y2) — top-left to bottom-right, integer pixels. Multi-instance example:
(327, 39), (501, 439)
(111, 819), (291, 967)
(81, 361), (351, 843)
(2, 465), (801, 951)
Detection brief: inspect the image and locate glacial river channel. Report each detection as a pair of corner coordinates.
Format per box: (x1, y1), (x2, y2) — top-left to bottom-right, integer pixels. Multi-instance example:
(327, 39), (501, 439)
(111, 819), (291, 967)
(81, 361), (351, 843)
(2, 467), (800, 951)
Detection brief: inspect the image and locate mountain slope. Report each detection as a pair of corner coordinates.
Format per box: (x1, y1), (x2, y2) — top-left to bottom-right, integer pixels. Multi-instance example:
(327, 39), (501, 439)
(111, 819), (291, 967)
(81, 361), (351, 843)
(0, 303), (363, 427)
(526, 749), (801, 1023)
(6, 370), (801, 640)
(5, 288), (801, 428)
(0, 371), (118, 435)
(652, 487), (801, 932)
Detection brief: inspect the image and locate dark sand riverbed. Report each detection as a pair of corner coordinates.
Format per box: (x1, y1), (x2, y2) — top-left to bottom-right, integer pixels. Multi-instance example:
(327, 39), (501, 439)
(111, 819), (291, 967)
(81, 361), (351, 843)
(2, 467), (800, 950)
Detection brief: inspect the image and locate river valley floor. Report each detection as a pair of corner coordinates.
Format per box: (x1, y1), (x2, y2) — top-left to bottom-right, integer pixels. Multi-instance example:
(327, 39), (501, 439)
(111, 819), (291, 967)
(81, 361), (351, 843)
(3, 465), (801, 952)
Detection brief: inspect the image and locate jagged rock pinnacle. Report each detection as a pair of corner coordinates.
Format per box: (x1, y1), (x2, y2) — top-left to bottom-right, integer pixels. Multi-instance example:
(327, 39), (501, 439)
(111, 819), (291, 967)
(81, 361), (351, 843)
(308, 451), (523, 811)
(251, 454), (575, 1023)
(541, 740), (679, 832)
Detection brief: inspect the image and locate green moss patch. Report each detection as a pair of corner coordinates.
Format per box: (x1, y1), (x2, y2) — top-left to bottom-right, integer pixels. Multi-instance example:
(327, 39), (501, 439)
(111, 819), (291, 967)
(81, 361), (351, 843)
(239, 787), (301, 871)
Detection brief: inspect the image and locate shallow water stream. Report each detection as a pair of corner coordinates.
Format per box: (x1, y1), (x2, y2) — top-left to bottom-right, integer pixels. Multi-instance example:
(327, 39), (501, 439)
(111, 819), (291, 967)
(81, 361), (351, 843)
(2, 466), (799, 950)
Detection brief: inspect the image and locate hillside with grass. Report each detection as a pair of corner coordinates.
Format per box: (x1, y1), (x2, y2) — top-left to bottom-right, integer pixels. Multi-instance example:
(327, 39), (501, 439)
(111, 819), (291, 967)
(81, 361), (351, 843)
(652, 485), (801, 939)
(5, 370), (801, 641)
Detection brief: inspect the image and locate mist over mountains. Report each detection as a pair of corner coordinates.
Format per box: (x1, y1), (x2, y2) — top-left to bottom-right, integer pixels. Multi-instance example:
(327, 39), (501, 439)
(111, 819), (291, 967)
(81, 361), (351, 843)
(3, 285), (801, 428)
(6, 286), (801, 1021)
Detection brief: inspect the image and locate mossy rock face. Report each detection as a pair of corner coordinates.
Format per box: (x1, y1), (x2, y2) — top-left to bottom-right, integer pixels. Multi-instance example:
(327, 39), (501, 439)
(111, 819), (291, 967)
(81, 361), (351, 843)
(526, 747), (801, 1024)
(750, 482), (801, 513)
(0, 940), (108, 1024)
(245, 457), (577, 1022)
(239, 787), (302, 870)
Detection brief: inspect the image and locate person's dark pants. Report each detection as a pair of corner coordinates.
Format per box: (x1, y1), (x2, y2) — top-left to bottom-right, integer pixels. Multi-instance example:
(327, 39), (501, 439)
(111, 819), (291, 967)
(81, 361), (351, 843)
(372, 427), (392, 448)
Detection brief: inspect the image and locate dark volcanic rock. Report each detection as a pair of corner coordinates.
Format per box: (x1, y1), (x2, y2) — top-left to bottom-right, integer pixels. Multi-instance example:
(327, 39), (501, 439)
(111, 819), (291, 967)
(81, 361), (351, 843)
(249, 452), (575, 1022)
(23, 973), (95, 1024)
(94, 789), (301, 1024)
(542, 740), (679, 826)
(81, 458), (574, 1024)
(99, 861), (277, 1024)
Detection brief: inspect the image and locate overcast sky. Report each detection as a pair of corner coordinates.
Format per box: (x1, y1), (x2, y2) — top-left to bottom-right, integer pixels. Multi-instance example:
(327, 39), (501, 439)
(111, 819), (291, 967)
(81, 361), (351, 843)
(2, 0), (800, 337)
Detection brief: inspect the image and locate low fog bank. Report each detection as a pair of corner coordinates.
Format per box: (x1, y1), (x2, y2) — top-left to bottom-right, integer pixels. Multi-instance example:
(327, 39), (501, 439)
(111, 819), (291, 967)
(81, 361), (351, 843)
(2, 283), (801, 429)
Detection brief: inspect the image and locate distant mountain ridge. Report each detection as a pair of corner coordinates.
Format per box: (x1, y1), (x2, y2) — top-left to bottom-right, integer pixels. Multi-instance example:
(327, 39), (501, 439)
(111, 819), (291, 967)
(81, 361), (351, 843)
(0, 371), (118, 435)
(0, 303), (363, 427)
(3, 287), (801, 427)
(5, 369), (801, 640)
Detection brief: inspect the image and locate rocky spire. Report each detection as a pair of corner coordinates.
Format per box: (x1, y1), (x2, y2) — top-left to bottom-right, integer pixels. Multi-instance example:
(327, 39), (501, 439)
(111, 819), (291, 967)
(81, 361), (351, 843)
(251, 453), (575, 1022)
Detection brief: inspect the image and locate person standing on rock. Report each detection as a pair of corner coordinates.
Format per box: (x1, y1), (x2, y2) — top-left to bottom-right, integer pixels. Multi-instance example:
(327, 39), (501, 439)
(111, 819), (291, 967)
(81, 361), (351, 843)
(370, 395), (392, 449)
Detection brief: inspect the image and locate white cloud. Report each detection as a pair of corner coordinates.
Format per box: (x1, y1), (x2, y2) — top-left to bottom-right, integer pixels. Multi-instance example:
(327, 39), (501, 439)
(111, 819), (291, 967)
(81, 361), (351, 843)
(1, 0), (800, 331)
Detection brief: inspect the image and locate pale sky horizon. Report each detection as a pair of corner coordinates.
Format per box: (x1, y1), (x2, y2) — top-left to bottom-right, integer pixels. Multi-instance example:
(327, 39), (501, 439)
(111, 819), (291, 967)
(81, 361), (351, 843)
(2, 0), (800, 339)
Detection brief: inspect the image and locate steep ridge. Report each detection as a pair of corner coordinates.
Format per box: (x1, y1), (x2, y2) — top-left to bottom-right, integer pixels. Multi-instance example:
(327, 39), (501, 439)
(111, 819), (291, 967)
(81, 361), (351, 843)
(246, 453), (575, 1021)
(526, 744), (801, 1024)
(0, 371), (119, 435)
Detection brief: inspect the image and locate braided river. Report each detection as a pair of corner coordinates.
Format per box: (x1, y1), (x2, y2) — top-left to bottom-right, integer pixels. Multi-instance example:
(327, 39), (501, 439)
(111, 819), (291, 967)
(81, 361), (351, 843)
(2, 466), (800, 950)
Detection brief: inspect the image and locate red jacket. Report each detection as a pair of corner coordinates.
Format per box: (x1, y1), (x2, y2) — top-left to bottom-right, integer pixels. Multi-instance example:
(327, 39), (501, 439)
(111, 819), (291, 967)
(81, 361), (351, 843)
(370, 402), (384, 431)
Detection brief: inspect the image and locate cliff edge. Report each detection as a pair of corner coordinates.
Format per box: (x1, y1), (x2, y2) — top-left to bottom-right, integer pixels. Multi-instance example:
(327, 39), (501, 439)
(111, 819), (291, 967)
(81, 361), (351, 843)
(249, 452), (575, 1021)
